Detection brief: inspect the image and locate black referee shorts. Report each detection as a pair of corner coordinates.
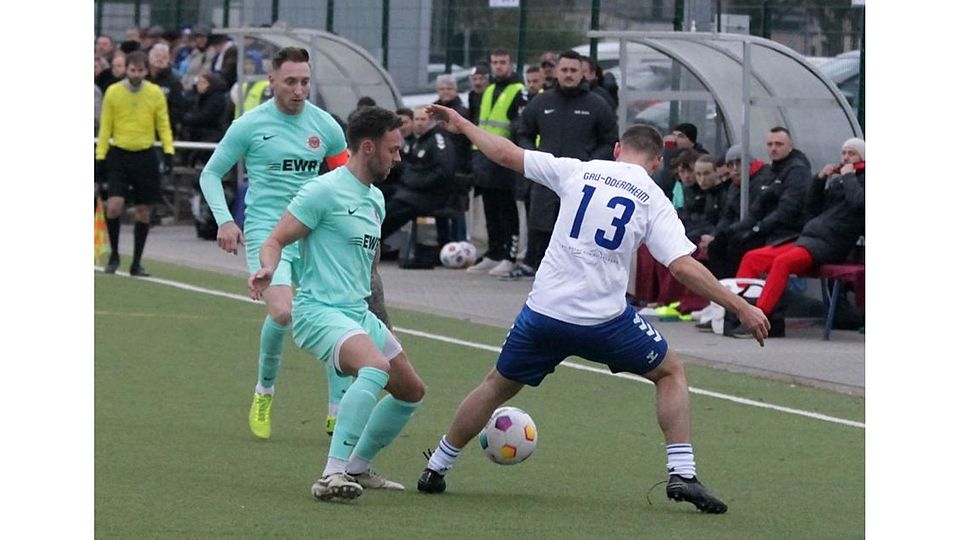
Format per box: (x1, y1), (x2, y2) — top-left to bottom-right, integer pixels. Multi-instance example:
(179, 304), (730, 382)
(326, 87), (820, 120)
(106, 147), (161, 205)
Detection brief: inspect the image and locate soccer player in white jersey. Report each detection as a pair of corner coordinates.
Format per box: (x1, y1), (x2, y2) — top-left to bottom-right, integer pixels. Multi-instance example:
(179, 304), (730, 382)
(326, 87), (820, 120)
(200, 47), (356, 440)
(250, 107), (426, 502)
(417, 104), (770, 513)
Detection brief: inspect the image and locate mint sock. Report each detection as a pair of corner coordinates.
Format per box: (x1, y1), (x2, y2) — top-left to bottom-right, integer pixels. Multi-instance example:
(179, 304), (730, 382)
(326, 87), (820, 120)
(328, 366), (388, 461)
(346, 396), (421, 473)
(326, 361), (354, 416)
(258, 315), (288, 389)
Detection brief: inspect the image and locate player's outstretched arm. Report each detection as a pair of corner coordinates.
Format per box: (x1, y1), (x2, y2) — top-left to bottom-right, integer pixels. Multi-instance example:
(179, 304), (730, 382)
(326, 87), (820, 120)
(668, 255), (771, 346)
(426, 104), (525, 174)
(249, 211), (310, 300)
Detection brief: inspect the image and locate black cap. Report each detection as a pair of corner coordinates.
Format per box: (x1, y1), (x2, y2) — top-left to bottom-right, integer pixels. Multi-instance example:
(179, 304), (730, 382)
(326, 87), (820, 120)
(672, 123), (698, 143)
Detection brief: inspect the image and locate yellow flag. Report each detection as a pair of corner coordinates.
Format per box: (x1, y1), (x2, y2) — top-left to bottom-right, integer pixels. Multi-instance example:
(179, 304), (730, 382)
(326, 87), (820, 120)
(94, 198), (108, 264)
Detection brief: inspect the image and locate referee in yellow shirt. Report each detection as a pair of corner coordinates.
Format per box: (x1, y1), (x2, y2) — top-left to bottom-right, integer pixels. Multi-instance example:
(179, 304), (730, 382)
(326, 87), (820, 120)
(96, 50), (175, 276)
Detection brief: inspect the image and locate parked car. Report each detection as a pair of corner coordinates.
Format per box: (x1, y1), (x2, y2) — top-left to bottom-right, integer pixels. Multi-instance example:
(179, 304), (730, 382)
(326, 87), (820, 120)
(817, 50), (860, 108)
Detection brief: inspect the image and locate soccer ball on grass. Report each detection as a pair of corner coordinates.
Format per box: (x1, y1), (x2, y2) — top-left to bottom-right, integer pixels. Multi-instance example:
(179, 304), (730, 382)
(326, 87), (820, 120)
(478, 406), (538, 465)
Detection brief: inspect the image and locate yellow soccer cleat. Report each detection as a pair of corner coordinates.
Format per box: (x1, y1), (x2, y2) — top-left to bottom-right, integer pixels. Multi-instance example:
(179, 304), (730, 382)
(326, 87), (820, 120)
(325, 415), (337, 436)
(249, 392), (273, 439)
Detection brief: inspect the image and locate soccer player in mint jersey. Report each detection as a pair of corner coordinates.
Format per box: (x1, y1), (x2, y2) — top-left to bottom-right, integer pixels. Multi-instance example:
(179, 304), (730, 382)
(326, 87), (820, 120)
(199, 47), (354, 440)
(249, 107), (426, 502)
(417, 104), (771, 513)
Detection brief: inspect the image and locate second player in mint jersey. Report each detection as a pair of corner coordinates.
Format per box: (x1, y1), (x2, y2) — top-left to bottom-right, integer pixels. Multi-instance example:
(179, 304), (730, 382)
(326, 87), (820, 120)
(199, 47), (352, 441)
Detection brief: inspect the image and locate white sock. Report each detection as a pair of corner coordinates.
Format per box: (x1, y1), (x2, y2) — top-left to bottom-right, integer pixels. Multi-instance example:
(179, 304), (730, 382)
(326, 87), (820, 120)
(345, 454), (370, 476)
(255, 383), (275, 396)
(322, 457), (348, 477)
(666, 443), (697, 478)
(327, 403), (339, 418)
(427, 435), (461, 473)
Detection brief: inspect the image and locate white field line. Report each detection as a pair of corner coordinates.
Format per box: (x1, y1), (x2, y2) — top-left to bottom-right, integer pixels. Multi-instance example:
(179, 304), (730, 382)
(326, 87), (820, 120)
(106, 271), (865, 429)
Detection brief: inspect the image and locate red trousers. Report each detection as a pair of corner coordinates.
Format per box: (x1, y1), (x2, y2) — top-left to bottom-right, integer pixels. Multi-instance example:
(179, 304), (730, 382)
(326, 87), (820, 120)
(736, 243), (815, 315)
(635, 246), (709, 313)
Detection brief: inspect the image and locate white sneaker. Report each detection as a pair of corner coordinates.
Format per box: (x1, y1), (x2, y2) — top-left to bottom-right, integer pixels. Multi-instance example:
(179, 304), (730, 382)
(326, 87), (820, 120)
(311, 473), (363, 502)
(352, 469), (405, 490)
(637, 306), (660, 316)
(488, 259), (516, 277)
(466, 257), (500, 274)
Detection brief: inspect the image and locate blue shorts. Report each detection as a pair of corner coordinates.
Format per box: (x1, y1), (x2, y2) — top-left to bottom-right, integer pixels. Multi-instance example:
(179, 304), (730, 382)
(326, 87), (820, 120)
(496, 304), (668, 386)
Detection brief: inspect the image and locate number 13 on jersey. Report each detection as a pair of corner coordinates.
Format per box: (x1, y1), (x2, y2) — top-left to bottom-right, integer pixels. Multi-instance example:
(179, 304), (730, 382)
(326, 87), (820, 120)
(569, 185), (636, 250)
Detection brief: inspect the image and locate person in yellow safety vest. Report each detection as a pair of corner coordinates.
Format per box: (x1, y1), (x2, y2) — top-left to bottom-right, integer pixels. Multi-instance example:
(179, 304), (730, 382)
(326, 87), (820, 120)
(231, 49), (273, 118)
(464, 48), (526, 278)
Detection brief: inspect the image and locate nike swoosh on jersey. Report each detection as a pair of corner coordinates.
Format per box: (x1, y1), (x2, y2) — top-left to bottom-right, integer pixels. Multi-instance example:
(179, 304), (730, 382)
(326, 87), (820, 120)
(348, 208), (358, 215)
(544, 109), (555, 114)
(262, 134), (277, 140)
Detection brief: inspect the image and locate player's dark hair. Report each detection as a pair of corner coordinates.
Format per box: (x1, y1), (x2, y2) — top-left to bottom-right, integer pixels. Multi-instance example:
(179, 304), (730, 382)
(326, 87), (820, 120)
(490, 48), (512, 60)
(272, 47), (309, 70)
(125, 50), (147, 68)
(347, 106), (403, 151)
(620, 125), (663, 160)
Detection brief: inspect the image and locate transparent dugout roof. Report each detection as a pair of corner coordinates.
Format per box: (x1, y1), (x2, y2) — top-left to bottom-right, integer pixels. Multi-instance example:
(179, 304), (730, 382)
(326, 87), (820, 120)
(589, 31), (862, 169)
(222, 27), (403, 122)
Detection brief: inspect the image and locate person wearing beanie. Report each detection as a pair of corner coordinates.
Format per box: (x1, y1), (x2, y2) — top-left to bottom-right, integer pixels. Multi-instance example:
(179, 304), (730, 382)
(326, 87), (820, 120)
(731, 137), (865, 338)
(672, 123), (708, 154)
(467, 61), (491, 124)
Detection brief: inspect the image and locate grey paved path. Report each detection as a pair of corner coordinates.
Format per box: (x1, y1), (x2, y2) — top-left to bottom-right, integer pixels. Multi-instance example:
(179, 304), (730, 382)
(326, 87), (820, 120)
(114, 225), (865, 396)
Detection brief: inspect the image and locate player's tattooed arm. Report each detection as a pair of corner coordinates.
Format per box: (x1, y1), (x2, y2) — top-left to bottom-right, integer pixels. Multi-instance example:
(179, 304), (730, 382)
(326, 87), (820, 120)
(367, 243), (392, 329)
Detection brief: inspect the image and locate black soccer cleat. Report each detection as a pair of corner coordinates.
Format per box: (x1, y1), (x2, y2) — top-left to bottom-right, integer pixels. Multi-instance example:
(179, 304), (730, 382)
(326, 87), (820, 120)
(666, 475), (728, 514)
(129, 264), (151, 277)
(417, 468), (446, 494)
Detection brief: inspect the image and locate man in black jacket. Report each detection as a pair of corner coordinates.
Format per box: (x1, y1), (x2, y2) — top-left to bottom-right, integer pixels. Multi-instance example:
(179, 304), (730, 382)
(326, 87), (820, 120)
(506, 50), (619, 279)
(434, 75), (472, 242)
(147, 42), (187, 138)
(738, 126), (812, 247)
(380, 106), (456, 241)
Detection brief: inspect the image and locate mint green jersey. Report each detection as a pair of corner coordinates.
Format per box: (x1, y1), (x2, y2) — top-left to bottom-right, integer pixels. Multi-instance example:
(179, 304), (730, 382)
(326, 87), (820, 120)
(288, 167), (385, 318)
(199, 99), (347, 230)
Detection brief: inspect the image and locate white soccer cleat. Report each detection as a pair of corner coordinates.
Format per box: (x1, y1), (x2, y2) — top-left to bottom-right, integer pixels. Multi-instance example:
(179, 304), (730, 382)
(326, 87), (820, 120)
(466, 257), (500, 274)
(311, 473), (363, 502)
(352, 469), (405, 491)
(488, 259), (516, 277)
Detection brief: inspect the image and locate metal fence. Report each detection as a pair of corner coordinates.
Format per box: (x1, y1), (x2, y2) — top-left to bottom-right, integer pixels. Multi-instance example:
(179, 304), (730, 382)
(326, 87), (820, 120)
(95, 0), (863, 71)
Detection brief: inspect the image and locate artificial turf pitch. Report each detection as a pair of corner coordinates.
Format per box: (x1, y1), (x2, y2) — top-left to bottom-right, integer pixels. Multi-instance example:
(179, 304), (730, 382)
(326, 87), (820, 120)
(95, 262), (864, 539)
